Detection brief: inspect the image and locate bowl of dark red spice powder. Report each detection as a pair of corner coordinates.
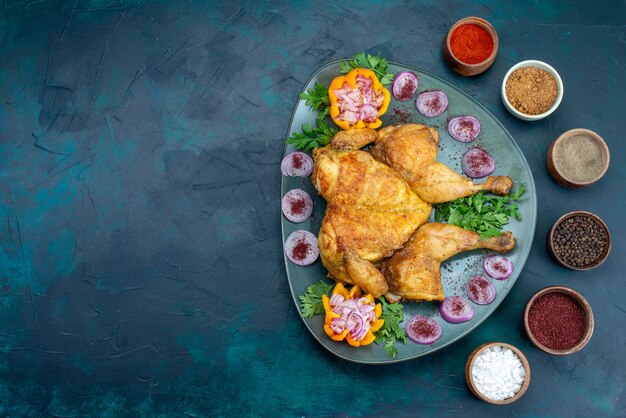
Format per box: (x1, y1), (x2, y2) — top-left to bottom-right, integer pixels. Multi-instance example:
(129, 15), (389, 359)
(442, 16), (498, 76)
(548, 211), (611, 270)
(524, 286), (594, 355)
(501, 60), (563, 121)
(547, 128), (610, 188)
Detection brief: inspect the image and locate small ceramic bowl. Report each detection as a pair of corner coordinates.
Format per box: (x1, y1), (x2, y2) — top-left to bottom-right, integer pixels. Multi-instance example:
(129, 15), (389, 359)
(547, 128), (610, 188)
(523, 286), (594, 355)
(465, 342), (531, 405)
(501, 60), (564, 121)
(547, 210), (611, 270)
(442, 16), (498, 76)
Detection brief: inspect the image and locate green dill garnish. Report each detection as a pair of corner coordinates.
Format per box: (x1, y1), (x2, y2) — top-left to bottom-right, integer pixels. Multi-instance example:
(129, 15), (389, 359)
(435, 184), (526, 241)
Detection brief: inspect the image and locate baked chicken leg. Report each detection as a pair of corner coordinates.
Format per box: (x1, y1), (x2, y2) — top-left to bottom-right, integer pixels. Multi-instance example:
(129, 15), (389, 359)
(382, 223), (515, 302)
(371, 124), (513, 203)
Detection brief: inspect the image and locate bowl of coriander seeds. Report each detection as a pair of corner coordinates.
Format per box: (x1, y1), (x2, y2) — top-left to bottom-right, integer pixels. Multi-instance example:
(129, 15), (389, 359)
(501, 60), (563, 121)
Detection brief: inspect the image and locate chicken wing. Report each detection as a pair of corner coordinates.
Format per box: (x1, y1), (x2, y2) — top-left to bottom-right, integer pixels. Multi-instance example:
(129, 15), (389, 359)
(382, 223), (515, 302)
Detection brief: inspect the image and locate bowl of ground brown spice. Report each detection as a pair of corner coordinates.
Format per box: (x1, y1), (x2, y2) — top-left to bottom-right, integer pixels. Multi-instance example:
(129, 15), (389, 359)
(547, 211), (611, 270)
(524, 286), (594, 355)
(547, 128), (610, 188)
(501, 60), (563, 121)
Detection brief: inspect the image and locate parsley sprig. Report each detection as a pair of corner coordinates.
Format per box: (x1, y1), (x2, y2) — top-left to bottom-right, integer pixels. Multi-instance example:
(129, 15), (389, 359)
(287, 120), (337, 152)
(299, 81), (330, 121)
(338, 52), (394, 85)
(435, 185), (526, 241)
(374, 297), (407, 358)
(299, 280), (334, 318)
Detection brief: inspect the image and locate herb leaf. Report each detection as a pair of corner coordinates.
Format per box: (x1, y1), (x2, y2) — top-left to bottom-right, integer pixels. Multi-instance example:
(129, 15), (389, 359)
(339, 51), (394, 85)
(300, 82), (330, 111)
(288, 119), (338, 152)
(435, 185), (526, 240)
(374, 297), (407, 358)
(299, 280), (335, 318)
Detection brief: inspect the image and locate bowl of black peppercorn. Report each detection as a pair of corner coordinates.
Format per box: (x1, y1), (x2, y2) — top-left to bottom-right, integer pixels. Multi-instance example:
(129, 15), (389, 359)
(548, 211), (611, 270)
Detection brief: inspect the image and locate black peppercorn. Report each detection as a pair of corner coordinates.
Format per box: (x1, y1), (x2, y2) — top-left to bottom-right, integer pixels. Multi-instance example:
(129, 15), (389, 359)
(552, 215), (607, 268)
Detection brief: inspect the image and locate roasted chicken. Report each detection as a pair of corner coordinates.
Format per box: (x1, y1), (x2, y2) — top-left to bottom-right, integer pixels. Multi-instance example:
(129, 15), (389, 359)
(371, 124), (512, 202)
(382, 223), (515, 302)
(312, 129), (431, 297)
(311, 124), (516, 302)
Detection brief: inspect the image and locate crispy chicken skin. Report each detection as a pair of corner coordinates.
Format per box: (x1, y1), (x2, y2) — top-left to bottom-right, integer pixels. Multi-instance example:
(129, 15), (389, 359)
(382, 224), (515, 302)
(312, 132), (431, 297)
(371, 124), (513, 203)
(312, 124), (516, 302)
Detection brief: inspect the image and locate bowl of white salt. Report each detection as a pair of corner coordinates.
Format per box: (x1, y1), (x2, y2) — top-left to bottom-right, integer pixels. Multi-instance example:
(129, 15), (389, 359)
(547, 128), (610, 188)
(465, 342), (531, 405)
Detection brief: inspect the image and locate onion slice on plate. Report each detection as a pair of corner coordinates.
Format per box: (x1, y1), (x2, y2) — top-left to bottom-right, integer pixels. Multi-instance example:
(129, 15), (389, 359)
(392, 72), (419, 101)
(439, 296), (474, 323)
(281, 152), (313, 177)
(284, 230), (319, 266)
(415, 90), (449, 117)
(448, 116), (481, 142)
(462, 147), (495, 178)
(483, 255), (514, 280)
(466, 275), (497, 305)
(281, 189), (313, 223)
(405, 315), (442, 345)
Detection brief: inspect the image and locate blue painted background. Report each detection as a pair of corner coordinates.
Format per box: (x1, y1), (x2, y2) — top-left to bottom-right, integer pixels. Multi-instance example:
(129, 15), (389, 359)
(0, 0), (624, 416)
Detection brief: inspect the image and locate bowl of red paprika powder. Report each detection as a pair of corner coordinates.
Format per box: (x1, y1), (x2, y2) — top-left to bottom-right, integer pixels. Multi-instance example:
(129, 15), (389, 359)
(523, 286), (594, 355)
(442, 16), (498, 76)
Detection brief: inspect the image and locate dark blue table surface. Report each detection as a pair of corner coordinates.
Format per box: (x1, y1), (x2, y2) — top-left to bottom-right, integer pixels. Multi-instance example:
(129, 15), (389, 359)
(1, 1), (624, 416)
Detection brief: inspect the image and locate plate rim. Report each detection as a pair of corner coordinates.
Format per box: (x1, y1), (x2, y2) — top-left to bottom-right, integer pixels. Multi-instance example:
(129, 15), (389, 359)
(281, 59), (538, 364)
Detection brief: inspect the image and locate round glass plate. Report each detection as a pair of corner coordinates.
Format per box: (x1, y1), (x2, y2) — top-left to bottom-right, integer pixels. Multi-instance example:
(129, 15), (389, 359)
(281, 60), (537, 364)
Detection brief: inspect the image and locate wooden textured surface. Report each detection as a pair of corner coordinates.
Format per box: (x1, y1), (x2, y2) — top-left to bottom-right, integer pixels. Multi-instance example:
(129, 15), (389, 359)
(0, 0), (624, 416)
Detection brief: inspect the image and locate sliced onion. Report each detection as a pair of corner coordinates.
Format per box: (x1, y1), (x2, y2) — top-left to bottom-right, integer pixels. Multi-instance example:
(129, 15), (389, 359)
(281, 189), (313, 223)
(461, 147), (495, 178)
(392, 71), (419, 101)
(281, 152), (313, 177)
(466, 275), (496, 305)
(406, 315), (442, 345)
(284, 230), (319, 266)
(347, 312), (365, 338)
(483, 255), (514, 280)
(439, 296), (474, 323)
(448, 116), (481, 142)
(415, 90), (449, 117)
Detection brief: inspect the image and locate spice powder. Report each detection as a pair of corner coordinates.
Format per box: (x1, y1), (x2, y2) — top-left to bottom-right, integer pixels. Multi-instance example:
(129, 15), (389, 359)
(553, 134), (606, 183)
(505, 66), (558, 115)
(528, 292), (585, 350)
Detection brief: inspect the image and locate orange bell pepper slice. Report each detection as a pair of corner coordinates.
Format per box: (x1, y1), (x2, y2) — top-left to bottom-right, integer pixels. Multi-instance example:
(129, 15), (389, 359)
(321, 283), (385, 347)
(328, 68), (391, 131)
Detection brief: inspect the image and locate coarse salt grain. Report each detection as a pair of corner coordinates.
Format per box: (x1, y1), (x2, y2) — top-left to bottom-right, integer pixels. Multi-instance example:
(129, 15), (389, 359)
(471, 346), (526, 401)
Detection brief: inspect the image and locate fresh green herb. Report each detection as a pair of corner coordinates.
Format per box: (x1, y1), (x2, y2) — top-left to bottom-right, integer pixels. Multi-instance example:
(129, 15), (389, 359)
(338, 52), (395, 85)
(374, 297), (407, 358)
(299, 280), (334, 318)
(435, 184), (526, 241)
(300, 82), (330, 113)
(288, 119), (338, 152)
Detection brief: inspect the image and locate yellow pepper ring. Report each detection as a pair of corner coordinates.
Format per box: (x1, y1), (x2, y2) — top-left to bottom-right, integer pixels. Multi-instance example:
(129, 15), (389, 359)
(328, 68), (391, 131)
(322, 284), (384, 347)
